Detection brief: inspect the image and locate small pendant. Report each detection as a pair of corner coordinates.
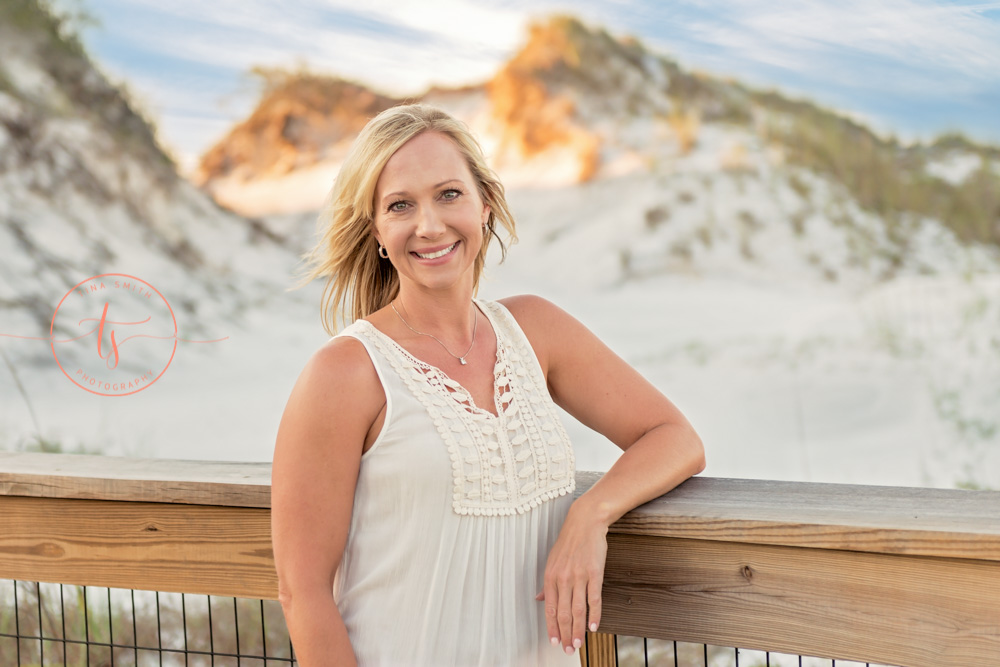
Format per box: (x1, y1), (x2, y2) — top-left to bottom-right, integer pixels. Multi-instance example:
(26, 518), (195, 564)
(459, 357), (467, 365)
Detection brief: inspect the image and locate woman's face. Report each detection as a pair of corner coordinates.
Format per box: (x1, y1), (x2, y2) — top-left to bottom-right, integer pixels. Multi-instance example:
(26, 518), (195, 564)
(373, 131), (490, 296)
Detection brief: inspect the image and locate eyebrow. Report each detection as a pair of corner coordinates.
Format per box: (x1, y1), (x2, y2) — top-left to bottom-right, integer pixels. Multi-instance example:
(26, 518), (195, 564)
(381, 179), (464, 205)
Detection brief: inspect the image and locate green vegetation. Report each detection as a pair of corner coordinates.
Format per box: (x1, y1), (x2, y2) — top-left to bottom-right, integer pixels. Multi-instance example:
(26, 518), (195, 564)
(787, 173), (812, 200)
(11, 433), (103, 455)
(751, 91), (1000, 250)
(694, 224), (713, 248)
(644, 204), (670, 230)
(616, 22), (1000, 254)
(247, 63), (395, 109)
(618, 248), (632, 276)
(930, 131), (1000, 162)
(666, 69), (753, 126)
(0, 344), (102, 455)
(0, 0), (174, 174)
(669, 238), (693, 261)
(932, 386), (998, 443)
(737, 210), (762, 230)
(956, 479), (997, 491)
(0, 0), (92, 60)
(789, 210), (808, 237)
(0, 66), (15, 96)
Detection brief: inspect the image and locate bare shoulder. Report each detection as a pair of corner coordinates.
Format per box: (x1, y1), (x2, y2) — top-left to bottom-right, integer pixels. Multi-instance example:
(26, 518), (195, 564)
(275, 334), (384, 459)
(496, 294), (583, 377)
(497, 293), (559, 321)
(309, 334), (381, 390)
(497, 294), (583, 332)
(298, 334), (382, 402)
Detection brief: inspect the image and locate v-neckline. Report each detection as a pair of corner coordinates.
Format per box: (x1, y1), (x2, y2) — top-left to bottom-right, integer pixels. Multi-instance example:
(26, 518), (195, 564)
(359, 299), (506, 420)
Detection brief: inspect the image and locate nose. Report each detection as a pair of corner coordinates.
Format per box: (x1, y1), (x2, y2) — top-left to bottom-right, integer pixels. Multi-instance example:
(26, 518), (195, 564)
(415, 203), (446, 238)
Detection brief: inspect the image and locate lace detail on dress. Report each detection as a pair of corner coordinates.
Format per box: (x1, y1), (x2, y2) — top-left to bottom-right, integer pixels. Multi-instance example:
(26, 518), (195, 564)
(355, 299), (576, 516)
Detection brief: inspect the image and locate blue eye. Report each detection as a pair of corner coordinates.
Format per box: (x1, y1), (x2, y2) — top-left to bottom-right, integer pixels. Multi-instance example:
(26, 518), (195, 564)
(387, 200), (407, 212)
(441, 189), (462, 200)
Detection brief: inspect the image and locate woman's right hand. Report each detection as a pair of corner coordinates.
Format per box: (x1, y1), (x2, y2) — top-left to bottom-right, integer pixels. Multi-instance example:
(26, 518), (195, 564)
(271, 336), (386, 667)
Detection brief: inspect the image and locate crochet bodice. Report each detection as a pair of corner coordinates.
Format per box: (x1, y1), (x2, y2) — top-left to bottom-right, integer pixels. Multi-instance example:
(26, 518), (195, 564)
(350, 298), (576, 516)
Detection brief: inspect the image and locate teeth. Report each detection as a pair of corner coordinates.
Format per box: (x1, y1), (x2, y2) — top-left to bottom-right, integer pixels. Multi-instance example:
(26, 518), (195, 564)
(415, 242), (458, 259)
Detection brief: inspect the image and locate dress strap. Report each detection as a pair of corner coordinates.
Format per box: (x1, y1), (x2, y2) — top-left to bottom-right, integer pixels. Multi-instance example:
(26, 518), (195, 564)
(335, 305), (576, 516)
(332, 321), (395, 459)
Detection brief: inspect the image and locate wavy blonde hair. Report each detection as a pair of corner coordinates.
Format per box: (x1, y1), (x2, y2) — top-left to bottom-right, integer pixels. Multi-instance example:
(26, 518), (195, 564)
(290, 104), (518, 335)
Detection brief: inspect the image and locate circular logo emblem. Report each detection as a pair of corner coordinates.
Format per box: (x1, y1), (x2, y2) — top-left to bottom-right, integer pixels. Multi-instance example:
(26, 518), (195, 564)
(50, 274), (178, 396)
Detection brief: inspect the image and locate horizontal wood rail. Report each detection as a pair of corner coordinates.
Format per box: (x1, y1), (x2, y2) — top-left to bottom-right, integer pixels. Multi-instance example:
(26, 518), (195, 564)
(1, 451), (999, 666)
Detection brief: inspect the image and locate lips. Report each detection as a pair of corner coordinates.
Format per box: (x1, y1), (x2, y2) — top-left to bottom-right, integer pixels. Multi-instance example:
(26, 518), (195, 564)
(412, 241), (459, 259)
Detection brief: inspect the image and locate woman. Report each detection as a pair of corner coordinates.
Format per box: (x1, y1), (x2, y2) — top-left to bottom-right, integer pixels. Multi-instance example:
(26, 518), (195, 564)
(271, 104), (705, 666)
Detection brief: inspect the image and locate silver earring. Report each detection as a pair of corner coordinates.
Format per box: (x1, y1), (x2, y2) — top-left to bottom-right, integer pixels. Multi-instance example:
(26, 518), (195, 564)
(378, 244), (389, 259)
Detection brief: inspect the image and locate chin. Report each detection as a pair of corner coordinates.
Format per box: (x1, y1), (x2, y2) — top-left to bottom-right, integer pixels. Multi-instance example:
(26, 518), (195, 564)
(402, 259), (476, 291)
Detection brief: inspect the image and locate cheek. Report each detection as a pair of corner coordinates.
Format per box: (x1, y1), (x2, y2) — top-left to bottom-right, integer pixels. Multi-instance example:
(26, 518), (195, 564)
(458, 200), (487, 225)
(372, 219), (392, 244)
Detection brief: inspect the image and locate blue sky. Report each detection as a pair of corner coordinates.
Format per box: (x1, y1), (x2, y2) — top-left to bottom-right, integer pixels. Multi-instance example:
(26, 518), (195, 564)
(65, 0), (1000, 170)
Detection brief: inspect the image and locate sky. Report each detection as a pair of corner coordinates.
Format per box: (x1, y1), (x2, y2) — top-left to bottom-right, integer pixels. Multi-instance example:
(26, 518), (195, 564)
(62, 0), (1000, 172)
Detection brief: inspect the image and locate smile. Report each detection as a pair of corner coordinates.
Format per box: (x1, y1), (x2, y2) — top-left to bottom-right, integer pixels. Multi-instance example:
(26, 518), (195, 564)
(413, 241), (459, 260)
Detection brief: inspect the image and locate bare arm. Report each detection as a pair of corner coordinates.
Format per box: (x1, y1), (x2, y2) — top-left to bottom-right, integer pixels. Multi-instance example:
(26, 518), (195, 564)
(271, 337), (385, 667)
(502, 295), (706, 656)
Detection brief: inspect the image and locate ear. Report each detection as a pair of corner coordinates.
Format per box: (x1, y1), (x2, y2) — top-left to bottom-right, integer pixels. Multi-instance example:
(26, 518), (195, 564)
(481, 203), (491, 226)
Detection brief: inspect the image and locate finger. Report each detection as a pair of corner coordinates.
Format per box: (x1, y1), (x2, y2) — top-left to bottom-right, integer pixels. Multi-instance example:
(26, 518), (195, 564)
(535, 591), (544, 601)
(587, 571), (603, 633)
(556, 576), (576, 653)
(542, 578), (560, 648)
(571, 578), (588, 652)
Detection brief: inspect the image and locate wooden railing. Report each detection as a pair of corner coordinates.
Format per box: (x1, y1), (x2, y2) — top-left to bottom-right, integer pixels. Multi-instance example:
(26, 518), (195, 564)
(1, 451), (998, 666)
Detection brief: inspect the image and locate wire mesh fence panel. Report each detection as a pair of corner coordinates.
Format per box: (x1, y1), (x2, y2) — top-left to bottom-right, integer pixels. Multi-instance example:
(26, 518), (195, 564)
(592, 635), (899, 667)
(0, 580), (912, 667)
(0, 580), (295, 667)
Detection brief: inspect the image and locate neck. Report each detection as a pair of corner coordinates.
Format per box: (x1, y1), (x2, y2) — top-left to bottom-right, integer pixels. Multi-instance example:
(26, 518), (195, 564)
(393, 284), (478, 343)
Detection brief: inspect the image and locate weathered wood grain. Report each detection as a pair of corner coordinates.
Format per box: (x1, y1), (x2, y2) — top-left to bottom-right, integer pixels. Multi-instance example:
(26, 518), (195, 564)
(575, 471), (1000, 562)
(0, 451), (271, 507)
(1, 456), (999, 667)
(581, 631), (616, 667)
(3, 456), (997, 563)
(597, 534), (1000, 667)
(0, 495), (278, 599)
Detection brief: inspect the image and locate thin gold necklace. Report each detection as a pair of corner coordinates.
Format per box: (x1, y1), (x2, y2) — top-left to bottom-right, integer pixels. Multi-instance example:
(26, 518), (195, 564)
(390, 300), (478, 365)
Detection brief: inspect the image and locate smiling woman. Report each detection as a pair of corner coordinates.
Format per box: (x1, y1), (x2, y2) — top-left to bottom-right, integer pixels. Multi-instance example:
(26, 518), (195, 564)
(373, 132), (492, 298)
(271, 104), (706, 666)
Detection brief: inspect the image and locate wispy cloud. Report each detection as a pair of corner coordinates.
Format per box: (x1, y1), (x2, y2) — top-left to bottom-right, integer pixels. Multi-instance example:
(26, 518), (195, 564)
(739, 0), (1000, 76)
(81, 0), (534, 162)
(92, 0), (526, 94)
(79, 0), (1000, 159)
(655, 0), (1000, 87)
(585, 0), (1000, 140)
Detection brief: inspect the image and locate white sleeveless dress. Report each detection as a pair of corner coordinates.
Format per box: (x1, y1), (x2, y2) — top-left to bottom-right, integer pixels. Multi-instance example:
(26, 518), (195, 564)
(332, 298), (580, 666)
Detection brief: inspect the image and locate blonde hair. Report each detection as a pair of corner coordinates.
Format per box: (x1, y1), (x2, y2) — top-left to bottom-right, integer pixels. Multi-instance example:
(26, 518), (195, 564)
(290, 104), (518, 335)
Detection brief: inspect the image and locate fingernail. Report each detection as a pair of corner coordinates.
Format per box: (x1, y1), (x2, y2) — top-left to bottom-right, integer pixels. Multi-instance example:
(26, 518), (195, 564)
(590, 622), (597, 632)
(550, 637), (559, 646)
(573, 638), (582, 649)
(564, 645), (574, 655)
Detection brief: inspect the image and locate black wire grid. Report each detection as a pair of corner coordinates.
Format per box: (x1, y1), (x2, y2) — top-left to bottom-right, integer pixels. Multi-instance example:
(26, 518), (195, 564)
(1, 580), (295, 666)
(3, 579), (894, 667)
(580, 630), (887, 667)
